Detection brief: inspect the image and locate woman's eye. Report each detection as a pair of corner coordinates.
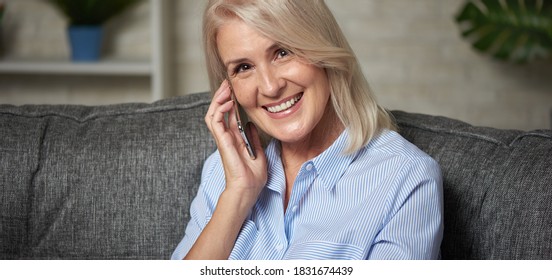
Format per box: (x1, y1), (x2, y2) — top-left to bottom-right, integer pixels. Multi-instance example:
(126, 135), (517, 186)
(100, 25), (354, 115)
(234, 63), (251, 74)
(276, 48), (290, 59)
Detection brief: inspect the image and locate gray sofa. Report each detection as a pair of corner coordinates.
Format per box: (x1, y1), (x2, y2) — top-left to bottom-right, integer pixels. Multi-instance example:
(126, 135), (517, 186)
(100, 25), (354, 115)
(1, 92), (551, 260)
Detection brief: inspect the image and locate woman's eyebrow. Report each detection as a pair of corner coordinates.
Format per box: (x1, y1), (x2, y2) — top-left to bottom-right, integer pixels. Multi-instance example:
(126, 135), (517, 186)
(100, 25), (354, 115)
(224, 58), (248, 69)
(266, 43), (280, 53)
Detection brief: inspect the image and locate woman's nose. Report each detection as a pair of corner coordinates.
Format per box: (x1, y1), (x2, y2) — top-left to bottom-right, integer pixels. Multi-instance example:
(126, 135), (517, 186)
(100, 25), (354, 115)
(257, 66), (283, 97)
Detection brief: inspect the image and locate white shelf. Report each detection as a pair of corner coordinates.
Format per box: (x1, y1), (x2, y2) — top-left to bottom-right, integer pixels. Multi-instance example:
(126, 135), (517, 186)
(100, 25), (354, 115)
(150, 0), (170, 101)
(0, 0), (170, 102)
(0, 60), (152, 76)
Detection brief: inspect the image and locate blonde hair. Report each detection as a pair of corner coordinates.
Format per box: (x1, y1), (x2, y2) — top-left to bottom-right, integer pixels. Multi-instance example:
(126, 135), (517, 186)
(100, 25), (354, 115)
(203, 0), (396, 153)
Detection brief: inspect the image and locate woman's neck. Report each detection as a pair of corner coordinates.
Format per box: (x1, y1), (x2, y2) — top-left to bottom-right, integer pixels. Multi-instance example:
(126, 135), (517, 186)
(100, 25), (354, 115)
(280, 104), (344, 168)
(279, 106), (344, 209)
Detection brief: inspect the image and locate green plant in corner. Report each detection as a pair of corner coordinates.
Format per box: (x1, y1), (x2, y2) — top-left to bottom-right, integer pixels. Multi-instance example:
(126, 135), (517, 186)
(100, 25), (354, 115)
(455, 0), (552, 63)
(46, 0), (142, 25)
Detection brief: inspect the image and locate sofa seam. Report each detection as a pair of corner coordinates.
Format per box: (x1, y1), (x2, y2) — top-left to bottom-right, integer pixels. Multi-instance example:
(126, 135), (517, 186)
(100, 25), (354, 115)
(400, 121), (552, 147)
(398, 122), (508, 144)
(23, 116), (50, 258)
(509, 131), (552, 144)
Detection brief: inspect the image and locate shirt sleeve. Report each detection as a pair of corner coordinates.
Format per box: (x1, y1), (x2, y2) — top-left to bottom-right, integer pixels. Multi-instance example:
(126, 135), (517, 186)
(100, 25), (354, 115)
(170, 152), (222, 260)
(367, 156), (444, 260)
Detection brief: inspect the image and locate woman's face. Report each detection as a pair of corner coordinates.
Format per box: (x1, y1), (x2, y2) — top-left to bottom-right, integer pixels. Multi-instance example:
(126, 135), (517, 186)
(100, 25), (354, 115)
(216, 19), (333, 145)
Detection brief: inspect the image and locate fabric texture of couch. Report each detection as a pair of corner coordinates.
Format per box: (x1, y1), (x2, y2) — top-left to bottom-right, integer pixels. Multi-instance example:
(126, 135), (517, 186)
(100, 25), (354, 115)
(1, 92), (551, 259)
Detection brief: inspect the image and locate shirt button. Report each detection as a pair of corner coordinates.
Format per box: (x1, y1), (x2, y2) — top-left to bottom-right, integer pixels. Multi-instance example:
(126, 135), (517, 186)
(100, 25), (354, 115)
(275, 243), (284, 252)
(305, 163), (313, 171)
(291, 205), (298, 213)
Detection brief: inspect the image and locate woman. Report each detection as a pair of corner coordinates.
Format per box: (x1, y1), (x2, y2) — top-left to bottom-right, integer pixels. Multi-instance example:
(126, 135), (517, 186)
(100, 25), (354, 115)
(172, 0), (443, 260)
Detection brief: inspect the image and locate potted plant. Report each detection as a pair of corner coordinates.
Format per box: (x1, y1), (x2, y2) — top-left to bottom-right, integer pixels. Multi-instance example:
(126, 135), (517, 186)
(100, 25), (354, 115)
(455, 0), (552, 63)
(47, 0), (141, 61)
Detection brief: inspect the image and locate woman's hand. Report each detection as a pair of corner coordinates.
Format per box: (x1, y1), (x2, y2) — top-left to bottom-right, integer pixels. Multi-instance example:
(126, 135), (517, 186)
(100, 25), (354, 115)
(205, 80), (267, 211)
(184, 80), (267, 259)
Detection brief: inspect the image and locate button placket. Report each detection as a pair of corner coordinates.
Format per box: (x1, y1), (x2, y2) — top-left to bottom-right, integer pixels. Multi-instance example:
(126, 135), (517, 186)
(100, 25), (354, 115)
(282, 161), (317, 254)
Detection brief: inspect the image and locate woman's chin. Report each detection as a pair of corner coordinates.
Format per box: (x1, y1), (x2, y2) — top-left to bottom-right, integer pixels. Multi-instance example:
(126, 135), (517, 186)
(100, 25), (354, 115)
(267, 128), (310, 145)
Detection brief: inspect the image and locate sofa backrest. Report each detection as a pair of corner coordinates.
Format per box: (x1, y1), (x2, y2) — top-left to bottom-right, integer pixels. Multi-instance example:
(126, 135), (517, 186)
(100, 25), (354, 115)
(1, 92), (551, 259)
(393, 111), (552, 259)
(0, 92), (215, 259)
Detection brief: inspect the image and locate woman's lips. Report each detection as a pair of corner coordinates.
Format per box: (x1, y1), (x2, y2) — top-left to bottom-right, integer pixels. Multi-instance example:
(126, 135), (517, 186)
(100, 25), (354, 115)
(263, 93), (303, 113)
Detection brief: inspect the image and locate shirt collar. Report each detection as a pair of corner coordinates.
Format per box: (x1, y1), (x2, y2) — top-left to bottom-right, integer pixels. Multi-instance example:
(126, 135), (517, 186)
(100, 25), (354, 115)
(311, 129), (357, 191)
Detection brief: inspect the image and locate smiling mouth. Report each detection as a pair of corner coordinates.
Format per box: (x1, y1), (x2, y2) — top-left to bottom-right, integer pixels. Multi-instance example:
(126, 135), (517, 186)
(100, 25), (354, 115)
(264, 93), (303, 113)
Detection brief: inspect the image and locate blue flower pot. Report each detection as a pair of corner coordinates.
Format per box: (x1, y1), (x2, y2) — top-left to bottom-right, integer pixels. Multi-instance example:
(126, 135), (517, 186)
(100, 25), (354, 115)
(68, 26), (103, 62)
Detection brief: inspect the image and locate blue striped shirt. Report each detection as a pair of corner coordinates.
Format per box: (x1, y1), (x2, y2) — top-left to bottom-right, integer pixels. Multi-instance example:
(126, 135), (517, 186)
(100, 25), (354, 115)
(171, 129), (443, 260)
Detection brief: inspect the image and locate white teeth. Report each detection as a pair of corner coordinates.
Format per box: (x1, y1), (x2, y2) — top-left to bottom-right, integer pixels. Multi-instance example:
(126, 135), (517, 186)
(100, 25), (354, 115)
(267, 94), (302, 113)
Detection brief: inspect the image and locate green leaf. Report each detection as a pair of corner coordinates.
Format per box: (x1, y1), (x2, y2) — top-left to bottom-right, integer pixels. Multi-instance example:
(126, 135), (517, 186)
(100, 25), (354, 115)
(455, 0), (552, 63)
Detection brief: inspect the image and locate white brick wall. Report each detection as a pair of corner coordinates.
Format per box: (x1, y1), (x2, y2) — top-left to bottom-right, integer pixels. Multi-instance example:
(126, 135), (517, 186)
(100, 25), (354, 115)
(1, 0), (551, 130)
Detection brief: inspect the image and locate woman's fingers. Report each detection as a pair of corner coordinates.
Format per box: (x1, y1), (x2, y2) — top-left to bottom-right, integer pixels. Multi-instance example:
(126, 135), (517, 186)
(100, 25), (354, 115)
(205, 80), (231, 131)
(211, 99), (234, 136)
(205, 80), (238, 158)
(211, 83), (255, 161)
(205, 80), (248, 162)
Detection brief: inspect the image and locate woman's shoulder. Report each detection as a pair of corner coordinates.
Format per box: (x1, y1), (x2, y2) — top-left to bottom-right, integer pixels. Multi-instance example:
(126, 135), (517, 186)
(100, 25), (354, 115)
(363, 129), (438, 165)
(345, 130), (442, 195)
(350, 129), (441, 180)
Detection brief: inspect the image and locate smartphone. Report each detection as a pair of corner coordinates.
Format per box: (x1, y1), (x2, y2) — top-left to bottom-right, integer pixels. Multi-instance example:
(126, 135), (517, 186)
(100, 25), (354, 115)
(230, 89), (257, 160)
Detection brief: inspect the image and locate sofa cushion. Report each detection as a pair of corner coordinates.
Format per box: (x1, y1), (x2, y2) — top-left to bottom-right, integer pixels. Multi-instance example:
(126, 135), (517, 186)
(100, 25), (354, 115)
(393, 111), (552, 259)
(0, 92), (215, 259)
